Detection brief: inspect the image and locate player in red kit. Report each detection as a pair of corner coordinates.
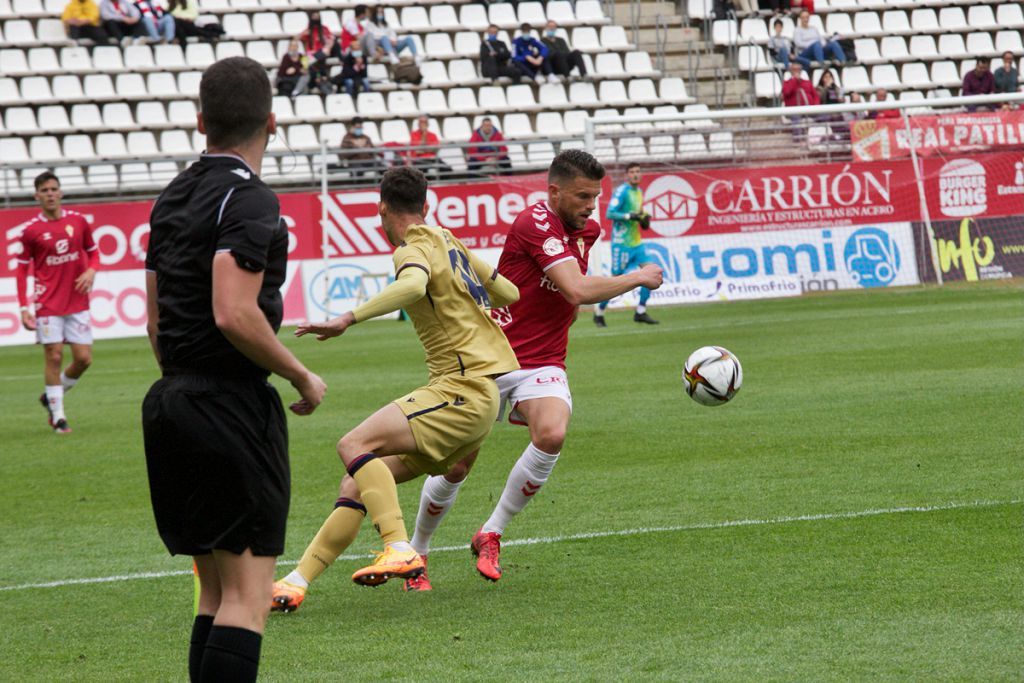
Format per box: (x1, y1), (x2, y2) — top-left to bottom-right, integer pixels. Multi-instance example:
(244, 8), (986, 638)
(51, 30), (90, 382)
(404, 150), (664, 589)
(15, 171), (99, 434)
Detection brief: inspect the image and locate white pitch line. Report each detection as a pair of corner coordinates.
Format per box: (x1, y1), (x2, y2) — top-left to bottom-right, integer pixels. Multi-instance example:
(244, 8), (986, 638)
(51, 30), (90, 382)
(1, 498), (1018, 592)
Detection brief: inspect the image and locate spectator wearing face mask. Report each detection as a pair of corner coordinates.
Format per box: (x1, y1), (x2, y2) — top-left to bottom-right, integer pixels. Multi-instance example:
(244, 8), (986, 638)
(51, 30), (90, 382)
(335, 48), (371, 96)
(479, 24), (520, 81)
(341, 117), (384, 177)
(513, 23), (558, 84)
(276, 39), (310, 98)
(363, 5), (421, 65)
(539, 20), (587, 81)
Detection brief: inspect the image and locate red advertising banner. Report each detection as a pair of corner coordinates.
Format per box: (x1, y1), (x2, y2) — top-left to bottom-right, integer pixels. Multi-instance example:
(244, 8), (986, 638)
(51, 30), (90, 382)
(850, 110), (1024, 162)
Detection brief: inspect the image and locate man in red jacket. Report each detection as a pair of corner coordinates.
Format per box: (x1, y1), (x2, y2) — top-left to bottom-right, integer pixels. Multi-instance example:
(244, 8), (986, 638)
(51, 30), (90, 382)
(781, 63), (820, 107)
(467, 116), (512, 175)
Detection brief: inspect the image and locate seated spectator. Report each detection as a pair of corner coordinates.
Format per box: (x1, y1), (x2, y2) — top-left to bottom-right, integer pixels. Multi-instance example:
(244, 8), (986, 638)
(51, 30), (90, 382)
(342, 4), (367, 54)
(100, 0), (144, 43)
(993, 51), (1019, 94)
(341, 117), (384, 177)
(792, 10), (844, 65)
(409, 115), (451, 177)
(276, 40), (310, 99)
(364, 5), (421, 65)
(374, 45), (422, 85)
(816, 69), (842, 106)
(962, 57), (995, 112)
(842, 91), (866, 125)
(168, 0), (219, 42)
(540, 20), (587, 81)
(302, 13), (343, 94)
(868, 88), (899, 119)
(781, 63), (819, 107)
(768, 18), (805, 71)
(480, 24), (520, 81)
(514, 23), (558, 84)
(134, 0), (174, 43)
(467, 116), (512, 174)
(63, 0), (109, 43)
(335, 49), (370, 96)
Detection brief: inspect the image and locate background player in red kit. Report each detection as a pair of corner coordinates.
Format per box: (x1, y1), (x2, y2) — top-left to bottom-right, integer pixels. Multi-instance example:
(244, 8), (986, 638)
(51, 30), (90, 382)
(405, 150), (664, 589)
(15, 171), (99, 434)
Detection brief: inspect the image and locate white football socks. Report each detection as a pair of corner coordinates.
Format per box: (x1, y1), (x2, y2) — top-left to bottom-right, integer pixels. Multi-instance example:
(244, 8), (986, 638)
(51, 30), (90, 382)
(45, 385), (65, 421)
(60, 371), (78, 393)
(410, 475), (465, 556)
(636, 304), (647, 314)
(281, 570), (309, 589)
(481, 443), (559, 535)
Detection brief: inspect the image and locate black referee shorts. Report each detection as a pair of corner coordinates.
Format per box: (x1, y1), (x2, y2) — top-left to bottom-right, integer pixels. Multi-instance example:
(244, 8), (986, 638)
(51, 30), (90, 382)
(142, 373), (289, 557)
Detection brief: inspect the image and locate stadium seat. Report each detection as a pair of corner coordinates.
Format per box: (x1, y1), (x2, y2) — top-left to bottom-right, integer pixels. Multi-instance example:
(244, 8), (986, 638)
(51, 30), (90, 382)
(29, 136), (62, 163)
(0, 137), (29, 164)
(39, 104), (73, 133)
(70, 103), (103, 131)
(379, 119), (411, 144)
(574, 0), (608, 24)
(127, 131), (159, 158)
(824, 12), (853, 37)
(294, 95), (327, 122)
(570, 26), (600, 52)
(438, 146), (465, 173)
(5, 106), (36, 133)
(401, 6), (431, 31)
(966, 5), (997, 32)
(424, 33), (456, 60)
(877, 36), (910, 64)
(94, 131), (128, 158)
(965, 33), (995, 58)
(266, 127), (288, 153)
(871, 64), (900, 90)
(28, 47), (61, 75)
(154, 44), (186, 70)
(429, 5), (461, 31)
(86, 164), (120, 190)
(600, 25), (631, 51)
(36, 19), (66, 44)
(136, 101), (168, 129)
(908, 35), (939, 61)
(453, 31), (480, 58)
(281, 11), (307, 35)
(535, 111), (566, 136)
(448, 59), (481, 85)
(448, 86), (481, 114)
(624, 52), (657, 78)
(996, 3), (1024, 30)
(568, 81), (599, 107)
(937, 34), (968, 60)
(561, 109), (586, 135)
(0, 76), (18, 104)
(84, 74), (116, 101)
(159, 129), (192, 156)
(652, 104), (681, 129)
(287, 124), (320, 151)
(538, 83), (569, 108)
(419, 60), (450, 87)
(754, 71), (780, 99)
(683, 103), (716, 129)
(356, 91), (387, 117)
(598, 80), (630, 106)
(116, 73), (147, 100)
(708, 131), (735, 158)
(151, 72), (182, 98)
(441, 116), (471, 142)
(417, 89), (448, 115)
(246, 41), (276, 66)
(272, 95), (296, 124)
(623, 106), (653, 131)
(506, 83), (540, 111)
(185, 43), (216, 69)
(711, 19), (737, 47)
(527, 141), (555, 166)
(215, 41), (245, 61)
(222, 14), (254, 39)
(910, 8), (938, 33)
(168, 100), (197, 127)
(487, 1), (518, 29)
(0, 48), (30, 76)
(678, 133), (708, 158)
(593, 52), (625, 78)
(659, 77), (691, 104)
(459, 4), (489, 31)
(19, 76), (53, 103)
(929, 61), (960, 88)
(319, 122), (346, 146)
(3, 19), (34, 45)
(592, 107), (622, 133)
(150, 161), (179, 184)
(53, 166), (87, 192)
(853, 11), (883, 36)
(738, 45), (768, 72)
(628, 78), (661, 106)
(517, 2), (545, 27)
(739, 18), (769, 44)
(937, 7), (967, 32)
(881, 10), (910, 35)
(995, 31), (1024, 56)
(252, 12), (284, 38)
(546, 1), (575, 25)
(103, 102), (137, 131)
(324, 93), (356, 118)
(900, 62), (931, 89)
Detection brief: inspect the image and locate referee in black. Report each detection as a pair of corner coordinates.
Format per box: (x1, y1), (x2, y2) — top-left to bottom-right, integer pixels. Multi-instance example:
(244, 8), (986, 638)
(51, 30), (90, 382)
(142, 56), (326, 683)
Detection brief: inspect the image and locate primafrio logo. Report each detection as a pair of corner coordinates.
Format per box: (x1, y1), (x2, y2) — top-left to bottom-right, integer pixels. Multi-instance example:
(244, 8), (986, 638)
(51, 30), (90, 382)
(937, 159), (987, 217)
(641, 175), (700, 237)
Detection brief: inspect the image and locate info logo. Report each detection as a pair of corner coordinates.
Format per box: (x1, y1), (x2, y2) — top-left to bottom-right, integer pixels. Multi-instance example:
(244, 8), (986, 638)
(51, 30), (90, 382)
(642, 175), (700, 237)
(938, 159), (987, 217)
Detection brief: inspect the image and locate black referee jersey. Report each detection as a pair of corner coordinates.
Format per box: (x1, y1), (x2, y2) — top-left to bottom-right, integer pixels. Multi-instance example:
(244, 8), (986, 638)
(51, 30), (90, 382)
(146, 153), (288, 378)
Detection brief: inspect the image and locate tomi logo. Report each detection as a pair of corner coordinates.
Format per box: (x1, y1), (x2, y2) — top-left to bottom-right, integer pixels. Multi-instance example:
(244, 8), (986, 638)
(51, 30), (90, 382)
(938, 159), (986, 217)
(642, 175), (700, 237)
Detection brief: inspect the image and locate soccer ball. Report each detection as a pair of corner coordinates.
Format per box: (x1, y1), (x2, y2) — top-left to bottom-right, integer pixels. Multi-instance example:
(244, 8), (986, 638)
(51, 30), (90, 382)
(683, 346), (742, 406)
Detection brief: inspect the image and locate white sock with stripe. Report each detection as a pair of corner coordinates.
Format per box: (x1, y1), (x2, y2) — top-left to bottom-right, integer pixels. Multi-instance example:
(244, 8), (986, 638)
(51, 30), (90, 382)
(481, 443), (559, 535)
(60, 371), (78, 393)
(410, 475), (465, 556)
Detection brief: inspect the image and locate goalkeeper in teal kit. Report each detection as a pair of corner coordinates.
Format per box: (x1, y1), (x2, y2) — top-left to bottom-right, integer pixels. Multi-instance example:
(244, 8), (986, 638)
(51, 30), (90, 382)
(594, 163), (658, 326)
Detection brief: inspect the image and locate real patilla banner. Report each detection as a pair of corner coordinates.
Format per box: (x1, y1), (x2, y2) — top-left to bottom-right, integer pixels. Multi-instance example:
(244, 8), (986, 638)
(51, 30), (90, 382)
(850, 110), (1024, 162)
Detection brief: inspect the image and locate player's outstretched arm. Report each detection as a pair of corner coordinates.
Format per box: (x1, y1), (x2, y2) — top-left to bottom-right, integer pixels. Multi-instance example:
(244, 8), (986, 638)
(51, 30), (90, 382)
(545, 259), (664, 306)
(212, 252), (326, 415)
(295, 266), (429, 340)
(466, 249), (519, 308)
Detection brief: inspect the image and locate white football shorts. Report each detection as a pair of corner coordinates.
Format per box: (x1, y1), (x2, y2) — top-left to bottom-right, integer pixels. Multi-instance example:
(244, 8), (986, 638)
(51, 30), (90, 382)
(496, 366), (573, 426)
(36, 310), (93, 345)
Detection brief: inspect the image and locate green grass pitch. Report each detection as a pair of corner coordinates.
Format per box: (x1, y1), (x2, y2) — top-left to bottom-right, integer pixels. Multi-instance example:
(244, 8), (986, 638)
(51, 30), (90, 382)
(0, 281), (1021, 681)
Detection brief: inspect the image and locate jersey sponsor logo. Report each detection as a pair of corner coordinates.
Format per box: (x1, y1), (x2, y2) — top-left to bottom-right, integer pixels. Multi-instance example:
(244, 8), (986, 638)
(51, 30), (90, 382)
(543, 237), (564, 256)
(55, 239), (69, 255)
(45, 251), (80, 267)
(539, 274), (560, 292)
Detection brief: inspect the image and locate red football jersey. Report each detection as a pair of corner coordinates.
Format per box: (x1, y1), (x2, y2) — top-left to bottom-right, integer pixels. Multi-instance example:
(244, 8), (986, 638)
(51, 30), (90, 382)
(492, 201), (600, 370)
(16, 211), (97, 317)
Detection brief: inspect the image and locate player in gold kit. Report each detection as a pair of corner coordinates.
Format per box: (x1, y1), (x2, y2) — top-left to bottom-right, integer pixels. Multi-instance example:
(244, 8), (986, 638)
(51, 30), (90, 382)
(270, 166), (520, 611)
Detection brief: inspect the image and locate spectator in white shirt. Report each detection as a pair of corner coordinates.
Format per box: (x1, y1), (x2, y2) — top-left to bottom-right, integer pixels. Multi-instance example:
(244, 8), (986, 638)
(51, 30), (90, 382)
(362, 5), (421, 65)
(792, 10), (845, 65)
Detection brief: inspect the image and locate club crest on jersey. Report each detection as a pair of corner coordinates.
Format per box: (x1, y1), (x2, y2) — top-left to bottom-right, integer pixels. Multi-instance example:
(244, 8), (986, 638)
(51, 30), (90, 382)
(577, 238), (586, 255)
(65, 225), (74, 237)
(543, 237), (564, 256)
